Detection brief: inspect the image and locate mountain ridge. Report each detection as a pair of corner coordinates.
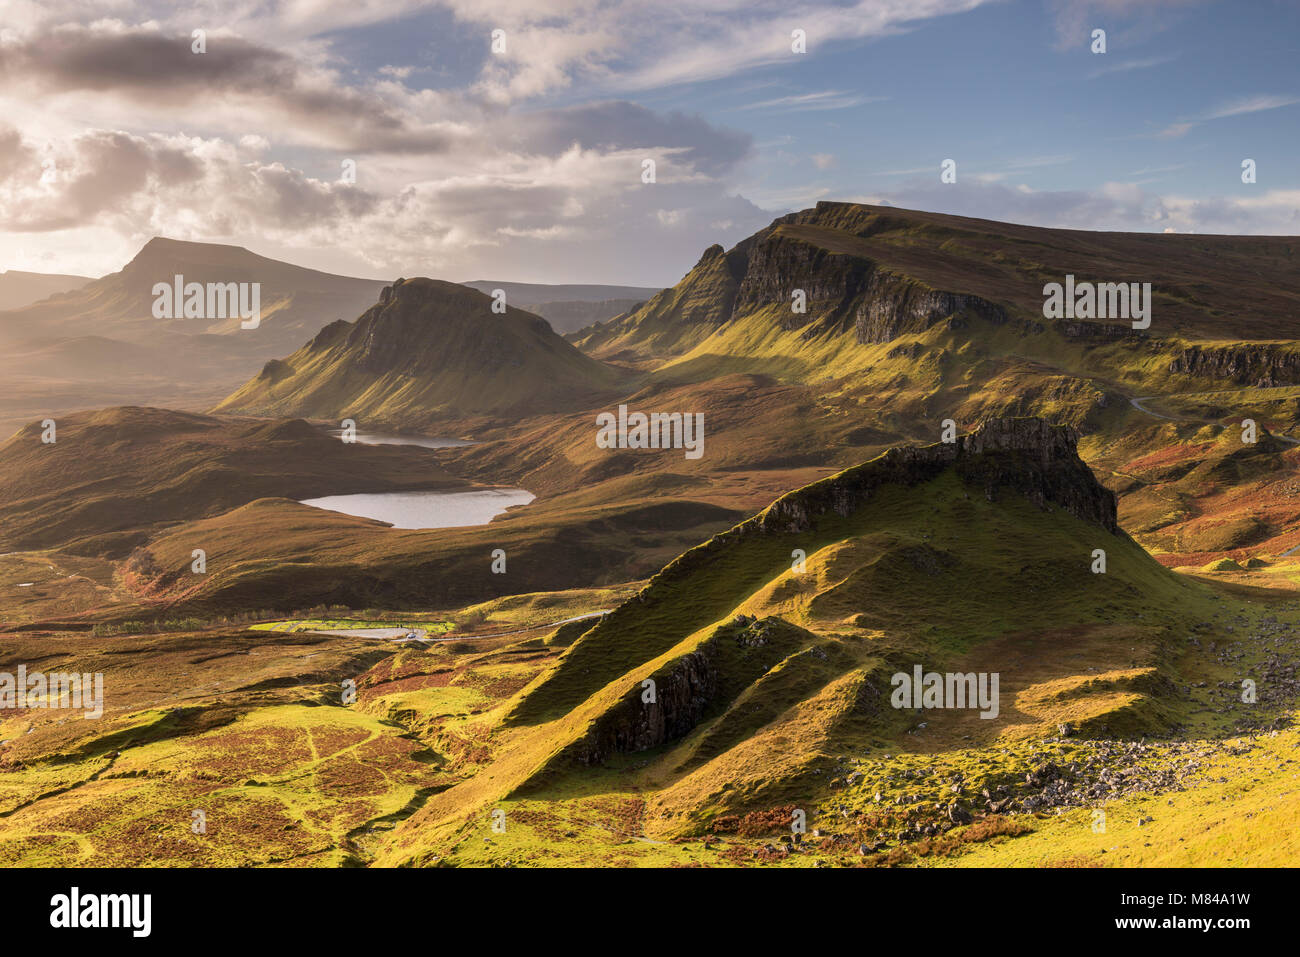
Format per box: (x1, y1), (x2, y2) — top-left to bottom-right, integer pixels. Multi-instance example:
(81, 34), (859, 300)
(215, 276), (628, 428)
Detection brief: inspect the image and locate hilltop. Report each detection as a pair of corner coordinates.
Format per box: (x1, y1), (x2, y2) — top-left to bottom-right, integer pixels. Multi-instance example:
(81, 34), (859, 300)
(215, 277), (629, 429)
(0, 238), (388, 435)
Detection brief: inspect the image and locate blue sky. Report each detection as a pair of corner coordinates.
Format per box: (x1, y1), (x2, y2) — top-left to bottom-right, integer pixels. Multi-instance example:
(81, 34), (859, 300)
(1, 0), (1297, 285)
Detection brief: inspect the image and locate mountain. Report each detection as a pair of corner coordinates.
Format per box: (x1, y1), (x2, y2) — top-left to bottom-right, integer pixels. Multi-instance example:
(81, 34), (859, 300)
(0, 239), (387, 436)
(579, 202), (1300, 363)
(375, 417), (1218, 862)
(0, 237), (386, 351)
(0, 269), (93, 311)
(215, 277), (628, 429)
(461, 280), (662, 334)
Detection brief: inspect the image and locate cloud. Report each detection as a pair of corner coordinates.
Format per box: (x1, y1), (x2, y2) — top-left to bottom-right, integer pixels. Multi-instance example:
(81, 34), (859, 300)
(444, 0), (994, 101)
(0, 126), (377, 235)
(0, 23), (458, 153)
(1005, 155), (1074, 170)
(505, 101), (753, 177)
(1047, 0), (1208, 50)
(0, 122), (768, 284)
(1158, 93), (1300, 138)
(0, 8), (778, 283)
(1086, 53), (1177, 79)
(735, 90), (885, 112)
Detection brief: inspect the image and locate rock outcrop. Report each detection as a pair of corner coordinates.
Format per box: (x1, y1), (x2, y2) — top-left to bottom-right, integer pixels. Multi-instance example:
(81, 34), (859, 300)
(759, 416), (1117, 536)
(570, 651), (719, 765)
(1168, 344), (1300, 387)
(726, 231), (1008, 343)
(518, 417), (1119, 769)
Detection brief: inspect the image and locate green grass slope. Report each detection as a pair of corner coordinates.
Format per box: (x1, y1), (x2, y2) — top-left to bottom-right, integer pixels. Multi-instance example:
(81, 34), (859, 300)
(215, 277), (629, 429)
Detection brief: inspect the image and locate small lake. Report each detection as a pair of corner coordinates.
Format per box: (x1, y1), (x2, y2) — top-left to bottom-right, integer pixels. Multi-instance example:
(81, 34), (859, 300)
(299, 488), (535, 529)
(304, 430), (532, 528)
(325, 429), (475, 449)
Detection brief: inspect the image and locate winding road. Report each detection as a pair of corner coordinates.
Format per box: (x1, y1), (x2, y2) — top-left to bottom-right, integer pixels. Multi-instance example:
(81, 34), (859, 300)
(1128, 393), (1300, 445)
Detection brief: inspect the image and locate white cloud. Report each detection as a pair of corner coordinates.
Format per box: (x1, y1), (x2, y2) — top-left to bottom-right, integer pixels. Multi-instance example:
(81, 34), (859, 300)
(1158, 94), (1300, 138)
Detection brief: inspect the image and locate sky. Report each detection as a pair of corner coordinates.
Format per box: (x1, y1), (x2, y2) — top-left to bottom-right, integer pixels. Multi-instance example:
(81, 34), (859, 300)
(0, 0), (1297, 286)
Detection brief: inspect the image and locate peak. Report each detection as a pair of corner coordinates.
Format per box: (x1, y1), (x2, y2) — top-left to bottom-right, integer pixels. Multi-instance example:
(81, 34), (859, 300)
(123, 236), (259, 273)
(376, 276), (485, 308)
(137, 236), (249, 254)
(695, 244), (725, 267)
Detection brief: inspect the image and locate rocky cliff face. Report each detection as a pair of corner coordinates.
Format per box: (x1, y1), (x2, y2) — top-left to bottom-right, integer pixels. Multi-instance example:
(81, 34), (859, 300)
(760, 416), (1117, 535)
(570, 651), (719, 766)
(725, 231), (1008, 343)
(1058, 320), (1137, 341)
(1168, 344), (1300, 387)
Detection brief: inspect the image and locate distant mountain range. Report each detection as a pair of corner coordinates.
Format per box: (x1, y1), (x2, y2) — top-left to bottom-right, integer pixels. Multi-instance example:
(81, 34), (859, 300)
(460, 280), (662, 335)
(0, 239), (660, 436)
(0, 269), (94, 311)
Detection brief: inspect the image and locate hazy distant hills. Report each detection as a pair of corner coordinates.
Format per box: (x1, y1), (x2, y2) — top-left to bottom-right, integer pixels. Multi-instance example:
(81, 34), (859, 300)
(0, 269), (93, 311)
(216, 276), (628, 429)
(0, 237), (387, 353)
(460, 280), (662, 335)
(0, 238), (389, 435)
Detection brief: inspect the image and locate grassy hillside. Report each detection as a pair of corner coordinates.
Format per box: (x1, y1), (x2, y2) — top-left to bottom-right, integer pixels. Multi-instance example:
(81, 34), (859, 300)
(216, 277), (629, 429)
(0, 406), (471, 556)
(364, 418), (1234, 861)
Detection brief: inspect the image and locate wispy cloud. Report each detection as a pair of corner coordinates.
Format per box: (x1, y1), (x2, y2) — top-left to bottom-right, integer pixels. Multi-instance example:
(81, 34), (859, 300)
(1128, 163), (1186, 176)
(734, 90), (885, 112)
(1005, 155), (1074, 170)
(1086, 53), (1177, 79)
(1158, 94), (1300, 137)
(872, 165), (936, 177)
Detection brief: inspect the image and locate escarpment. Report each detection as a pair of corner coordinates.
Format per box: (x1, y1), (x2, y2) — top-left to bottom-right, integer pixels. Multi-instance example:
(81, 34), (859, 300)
(568, 650), (719, 766)
(728, 231), (1008, 343)
(1169, 343), (1300, 387)
(758, 416), (1116, 537)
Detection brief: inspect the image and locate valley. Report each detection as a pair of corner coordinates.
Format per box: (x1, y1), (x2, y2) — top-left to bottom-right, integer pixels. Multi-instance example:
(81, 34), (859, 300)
(3, 202), (1300, 870)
